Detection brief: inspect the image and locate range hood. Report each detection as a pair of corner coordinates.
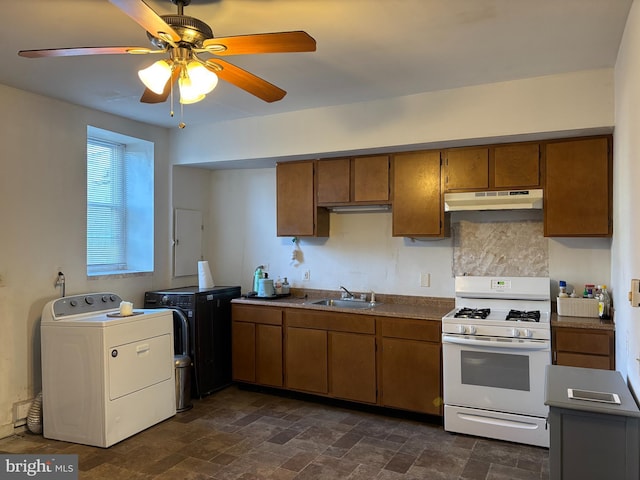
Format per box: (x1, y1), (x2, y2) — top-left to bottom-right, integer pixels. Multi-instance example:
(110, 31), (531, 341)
(444, 189), (543, 212)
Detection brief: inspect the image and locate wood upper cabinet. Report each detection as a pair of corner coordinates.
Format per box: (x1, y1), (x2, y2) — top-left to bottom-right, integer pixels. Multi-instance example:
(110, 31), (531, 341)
(392, 150), (445, 238)
(552, 326), (615, 370)
(379, 318), (442, 415)
(276, 160), (329, 237)
(444, 147), (489, 191)
(231, 305), (283, 387)
(316, 155), (390, 206)
(444, 143), (541, 192)
(493, 143), (541, 189)
(544, 136), (612, 237)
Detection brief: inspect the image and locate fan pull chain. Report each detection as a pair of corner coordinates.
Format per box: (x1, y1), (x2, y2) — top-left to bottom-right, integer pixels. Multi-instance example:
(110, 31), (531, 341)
(179, 102), (186, 129)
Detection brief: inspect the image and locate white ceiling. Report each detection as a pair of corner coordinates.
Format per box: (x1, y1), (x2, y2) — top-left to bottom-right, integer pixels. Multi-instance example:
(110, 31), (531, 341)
(1, 0), (633, 129)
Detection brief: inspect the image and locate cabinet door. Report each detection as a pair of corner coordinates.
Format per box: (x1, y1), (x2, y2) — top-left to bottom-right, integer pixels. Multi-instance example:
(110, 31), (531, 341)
(544, 137), (612, 237)
(444, 147), (489, 191)
(553, 327), (614, 370)
(317, 158), (350, 204)
(232, 322), (255, 382)
(256, 324), (283, 386)
(380, 338), (442, 415)
(493, 143), (540, 188)
(353, 155), (390, 203)
(329, 332), (376, 404)
(392, 150), (444, 237)
(285, 327), (328, 394)
(276, 161), (329, 237)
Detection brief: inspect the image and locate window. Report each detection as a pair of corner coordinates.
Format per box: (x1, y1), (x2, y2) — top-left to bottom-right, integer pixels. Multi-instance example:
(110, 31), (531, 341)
(87, 126), (154, 276)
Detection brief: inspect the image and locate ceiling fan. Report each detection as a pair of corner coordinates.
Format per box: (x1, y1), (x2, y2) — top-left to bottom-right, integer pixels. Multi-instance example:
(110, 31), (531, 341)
(18, 0), (316, 108)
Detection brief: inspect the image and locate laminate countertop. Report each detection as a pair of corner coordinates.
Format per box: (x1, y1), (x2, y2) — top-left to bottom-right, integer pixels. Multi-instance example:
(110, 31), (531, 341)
(231, 289), (454, 322)
(551, 313), (615, 331)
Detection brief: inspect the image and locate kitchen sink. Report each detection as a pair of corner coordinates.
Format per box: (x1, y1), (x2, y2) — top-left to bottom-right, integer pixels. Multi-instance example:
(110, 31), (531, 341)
(309, 299), (378, 309)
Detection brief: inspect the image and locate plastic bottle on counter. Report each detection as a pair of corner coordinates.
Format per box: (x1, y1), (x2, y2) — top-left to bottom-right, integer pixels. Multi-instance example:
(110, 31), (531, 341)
(559, 280), (568, 298)
(275, 277), (283, 295)
(599, 285), (611, 319)
(281, 277), (290, 295)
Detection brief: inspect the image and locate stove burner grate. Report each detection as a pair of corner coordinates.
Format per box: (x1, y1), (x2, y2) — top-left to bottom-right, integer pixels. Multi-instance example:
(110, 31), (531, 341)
(506, 309), (541, 322)
(454, 308), (491, 319)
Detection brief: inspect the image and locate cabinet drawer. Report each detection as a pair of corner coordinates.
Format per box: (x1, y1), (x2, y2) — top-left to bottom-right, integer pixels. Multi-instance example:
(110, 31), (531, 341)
(556, 352), (612, 370)
(554, 328), (611, 355)
(380, 318), (440, 342)
(286, 309), (375, 334)
(232, 304), (282, 325)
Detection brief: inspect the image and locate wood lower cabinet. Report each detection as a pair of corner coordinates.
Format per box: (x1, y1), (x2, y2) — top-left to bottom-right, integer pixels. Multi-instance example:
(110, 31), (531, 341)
(276, 160), (329, 237)
(379, 318), (442, 415)
(233, 303), (443, 415)
(329, 332), (377, 403)
(232, 305), (283, 386)
(544, 136), (612, 237)
(392, 150), (445, 237)
(552, 326), (615, 370)
(284, 309), (377, 403)
(285, 327), (328, 393)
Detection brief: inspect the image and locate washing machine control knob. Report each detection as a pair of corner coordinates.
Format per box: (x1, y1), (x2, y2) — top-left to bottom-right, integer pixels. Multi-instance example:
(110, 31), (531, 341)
(85, 296), (94, 305)
(70, 299), (78, 307)
(101, 295), (109, 302)
(161, 295), (169, 305)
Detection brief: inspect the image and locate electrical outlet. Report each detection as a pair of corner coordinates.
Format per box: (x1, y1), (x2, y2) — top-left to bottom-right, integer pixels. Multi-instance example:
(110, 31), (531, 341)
(420, 273), (430, 287)
(303, 269), (311, 282)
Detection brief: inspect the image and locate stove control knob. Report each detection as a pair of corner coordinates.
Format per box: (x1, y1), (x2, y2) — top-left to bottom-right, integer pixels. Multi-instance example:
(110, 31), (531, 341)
(468, 325), (477, 335)
(511, 328), (520, 337)
(523, 329), (533, 338)
(85, 296), (94, 305)
(161, 295), (169, 305)
(457, 325), (467, 334)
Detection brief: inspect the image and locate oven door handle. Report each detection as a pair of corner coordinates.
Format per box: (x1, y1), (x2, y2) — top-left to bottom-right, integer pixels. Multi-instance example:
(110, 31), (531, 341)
(442, 334), (549, 350)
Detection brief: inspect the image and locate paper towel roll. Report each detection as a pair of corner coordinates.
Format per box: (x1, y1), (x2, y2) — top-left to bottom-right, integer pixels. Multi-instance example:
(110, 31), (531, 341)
(198, 261), (215, 289)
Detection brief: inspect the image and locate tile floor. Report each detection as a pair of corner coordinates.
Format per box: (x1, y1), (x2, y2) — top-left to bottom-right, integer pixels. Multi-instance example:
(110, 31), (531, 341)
(0, 386), (549, 479)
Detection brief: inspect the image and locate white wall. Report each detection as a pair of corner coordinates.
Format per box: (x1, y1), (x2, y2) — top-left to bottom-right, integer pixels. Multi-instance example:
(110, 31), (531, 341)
(0, 84), (177, 438)
(171, 69), (614, 166)
(613, 0), (640, 385)
(205, 168), (611, 300)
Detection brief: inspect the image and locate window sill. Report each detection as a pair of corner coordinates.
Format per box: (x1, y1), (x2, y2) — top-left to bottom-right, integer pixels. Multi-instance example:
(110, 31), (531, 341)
(87, 270), (152, 280)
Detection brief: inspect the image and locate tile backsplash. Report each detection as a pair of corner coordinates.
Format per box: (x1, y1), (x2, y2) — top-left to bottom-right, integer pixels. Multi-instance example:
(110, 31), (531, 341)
(452, 219), (548, 277)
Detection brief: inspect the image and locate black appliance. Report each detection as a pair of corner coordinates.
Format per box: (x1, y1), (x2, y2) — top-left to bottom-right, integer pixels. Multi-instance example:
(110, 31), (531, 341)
(144, 285), (241, 398)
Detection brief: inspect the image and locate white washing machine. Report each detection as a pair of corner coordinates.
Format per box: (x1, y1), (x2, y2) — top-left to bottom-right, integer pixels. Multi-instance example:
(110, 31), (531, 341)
(41, 292), (176, 448)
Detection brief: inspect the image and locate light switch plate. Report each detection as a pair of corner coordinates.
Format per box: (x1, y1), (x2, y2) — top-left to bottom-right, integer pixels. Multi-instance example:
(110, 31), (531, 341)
(630, 279), (640, 306)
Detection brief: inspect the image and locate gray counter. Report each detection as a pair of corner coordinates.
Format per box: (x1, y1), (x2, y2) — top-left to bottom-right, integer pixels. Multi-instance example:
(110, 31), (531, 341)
(545, 365), (640, 480)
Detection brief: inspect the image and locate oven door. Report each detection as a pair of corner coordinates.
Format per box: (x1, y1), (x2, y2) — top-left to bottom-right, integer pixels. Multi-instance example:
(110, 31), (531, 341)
(442, 334), (550, 417)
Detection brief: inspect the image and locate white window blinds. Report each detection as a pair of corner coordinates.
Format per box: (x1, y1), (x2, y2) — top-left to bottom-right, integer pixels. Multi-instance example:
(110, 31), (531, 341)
(87, 138), (126, 271)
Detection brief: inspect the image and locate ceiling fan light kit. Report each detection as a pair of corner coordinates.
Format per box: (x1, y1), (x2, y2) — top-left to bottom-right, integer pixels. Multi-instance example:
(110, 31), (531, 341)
(17, 0), (316, 126)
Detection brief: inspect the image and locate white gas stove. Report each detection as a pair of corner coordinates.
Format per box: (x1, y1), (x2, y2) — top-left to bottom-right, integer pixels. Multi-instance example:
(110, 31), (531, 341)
(442, 276), (552, 447)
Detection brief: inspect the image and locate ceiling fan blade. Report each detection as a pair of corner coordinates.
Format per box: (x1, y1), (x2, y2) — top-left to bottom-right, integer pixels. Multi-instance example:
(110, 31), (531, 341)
(18, 46), (154, 58)
(109, 0), (181, 43)
(207, 59), (286, 102)
(202, 31), (316, 55)
(140, 65), (182, 104)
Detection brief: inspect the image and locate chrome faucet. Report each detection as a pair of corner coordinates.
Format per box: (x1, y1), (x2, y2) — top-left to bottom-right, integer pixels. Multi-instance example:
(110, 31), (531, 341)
(340, 286), (356, 299)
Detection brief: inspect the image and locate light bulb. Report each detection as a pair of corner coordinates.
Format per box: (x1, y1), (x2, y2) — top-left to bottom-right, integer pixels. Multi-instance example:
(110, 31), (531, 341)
(178, 75), (205, 104)
(137, 60), (172, 94)
(186, 61), (218, 94)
